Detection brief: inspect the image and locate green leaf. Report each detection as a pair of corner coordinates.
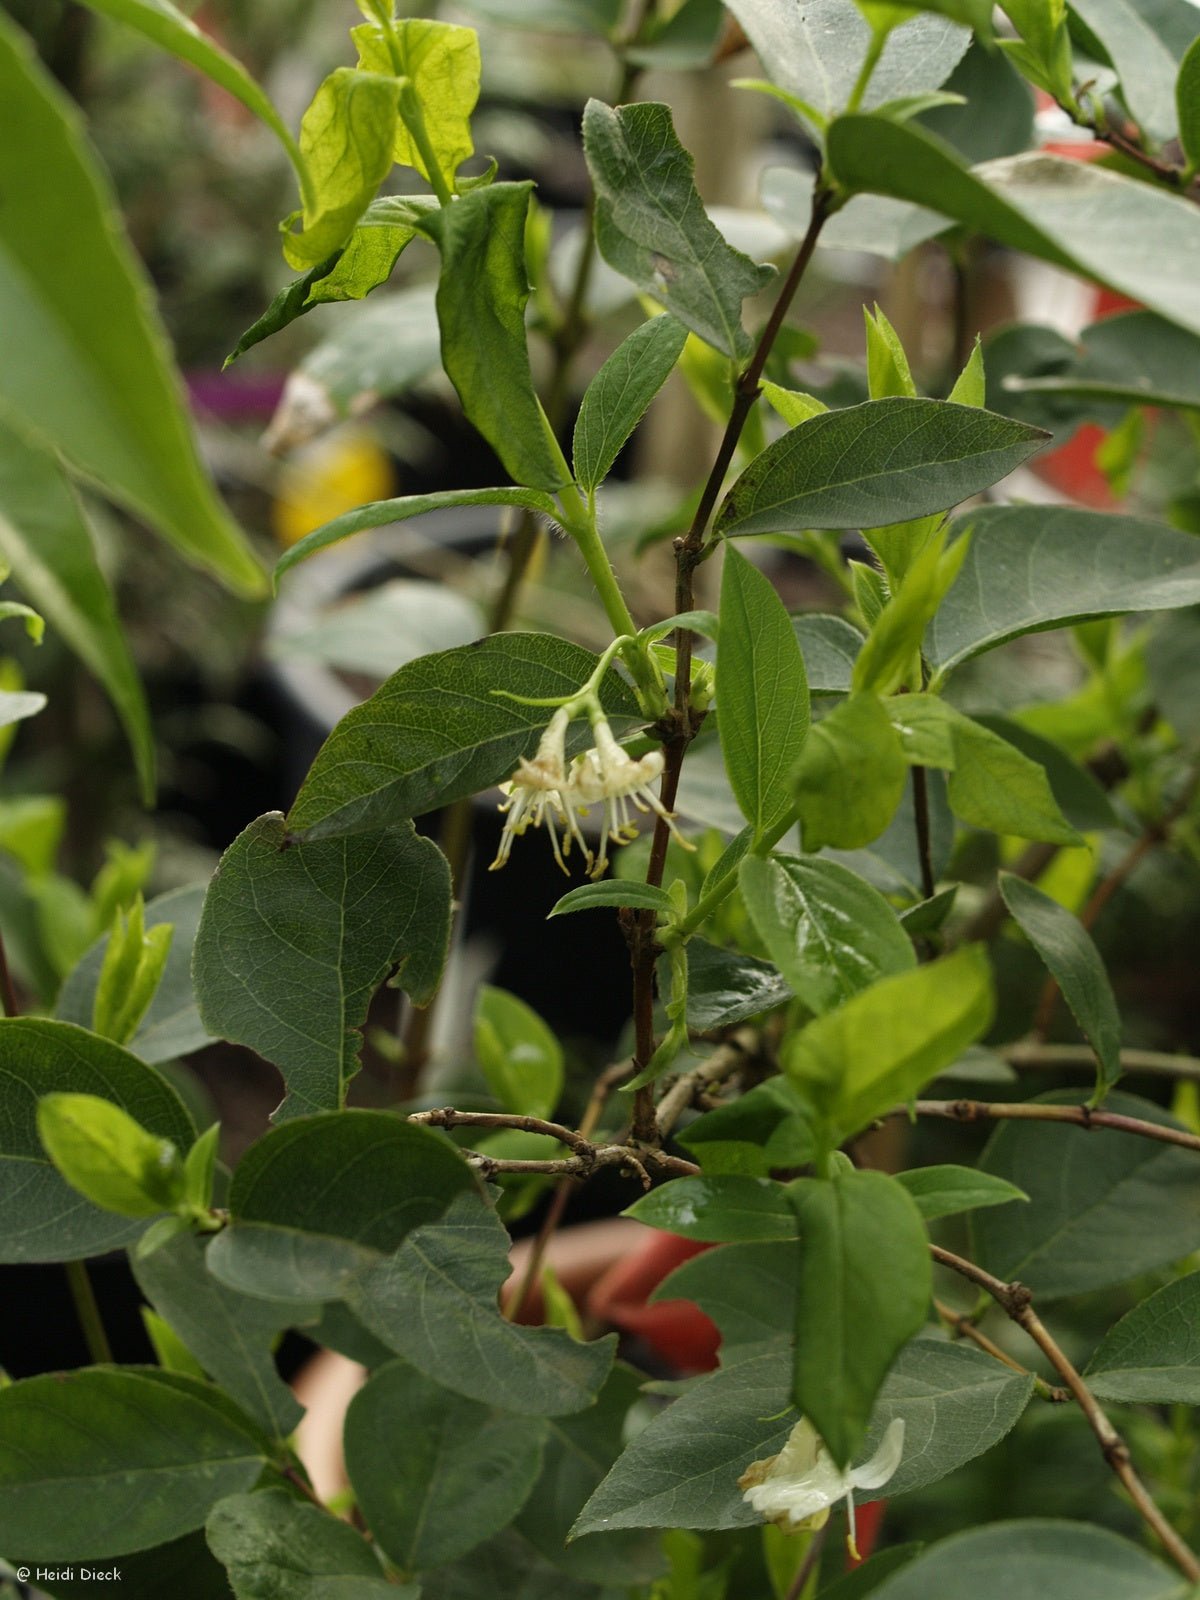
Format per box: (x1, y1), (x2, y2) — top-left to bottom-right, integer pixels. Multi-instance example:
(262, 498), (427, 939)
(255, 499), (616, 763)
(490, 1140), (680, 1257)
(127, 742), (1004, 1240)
(867, 1520), (1184, 1600)
(418, 1529), (608, 1599)
(717, 547), (811, 839)
(679, 1078), (815, 1178)
(0, 1018), (194, 1263)
(974, 716), (1117, 832)
(1085, 1270), (1200, 1403)
(346, 1194), (616, 1415)
(827, 116), (1200, 338)
(572, 1347), (795, 1534)
(0, 424), (154, 798)
(353, 18), (480, 185)
(625, 1175), (796, 1241)
(581, 100), (774, 357)
(793, 614), (863, 694)
(193, 814), (450, 1121)
(92, 896), (173, 1045)
(206, 1488), (408, 1599)
(417, 182), (567, 490)
(57, 885), (212, 1065)
(286, 632), (641, 840)
(0, 1368), (269, 1560)
(898, 885), (958, 935)
(573, 315), (689, 492)
(716, 399), (1046, 536)
(283, 69), (399, 270)
(926, 505), (1200, 677)
(818, 1548), (924, 1600)
(739, 853), (915, 1015)
(551, 880), (676, 918)
(972, 1091), (1200, 1298)
(1179, 35), (1200, 169)
(793, 694), (908, 852)
(852, 531), (969, 697)
(994, 310), (1200, 418)
(345, 1358), (547, 1569)
(1000, 874), (1122, 1095)
(785, 946), (994, 1145)
(458, 0), (621, 32)
(682, 938), (795, 1031)
(655, 1240), (798, 1350)
(790, 1168), (932, 1465)
(206, 1109), (475, 1304)
(865, 305), (918, 398)
(0, 15), (264, 595)
(37, 1091), (185, 1219)
(895, 1164), (1028, 1220)
(474, 985), (564, 1120)
(1070, 0), (1181, 144)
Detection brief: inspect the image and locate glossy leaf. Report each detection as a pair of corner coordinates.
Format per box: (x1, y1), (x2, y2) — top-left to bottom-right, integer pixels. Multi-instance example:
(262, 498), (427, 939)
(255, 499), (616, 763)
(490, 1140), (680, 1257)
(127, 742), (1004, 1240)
(0, 1018), (194, 1263)
(194, 815), (451, 1121)
(717, 547), (810, 839)
(1000, 874), (1122, 1095)
(972, 1092), (1200, 1298)
(716, 399), (1045, 535)
(625, 1175), (795, 1241)
(418, 183), (567, 490)
(573, 315), (689, 492)
(582, 99), (774, 357)
(0, 15), (264, 595)
(474, 985), (563, 1120)
(550, 880), (675, 918)
(790, 1169), (931, 1465)
(206, 1488), (406, 1599)
(740, 853), (914, 1015)
(287, 633), (640, 840)
(0, 1368), (268, 1560)
(283, 69), (398, 270)
(926, 505), (1200, 676)
(1085, 1271), (1200, 1403)
(793, 694), (907, 852)
(36, 1092), (185, 1219)
(682, 938), (795, 1031)
(827, 117), (1200, 338)
(895, 1164), (1027, 1220)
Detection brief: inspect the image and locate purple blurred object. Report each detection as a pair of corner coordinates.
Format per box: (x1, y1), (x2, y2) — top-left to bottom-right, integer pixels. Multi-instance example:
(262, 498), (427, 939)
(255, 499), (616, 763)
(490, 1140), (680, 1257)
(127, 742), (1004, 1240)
(186, 369), (287, 421)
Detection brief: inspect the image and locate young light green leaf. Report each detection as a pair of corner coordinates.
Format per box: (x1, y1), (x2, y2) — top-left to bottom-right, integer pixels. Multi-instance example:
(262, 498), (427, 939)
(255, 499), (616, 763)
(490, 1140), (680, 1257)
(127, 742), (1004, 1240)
(625, 1175), (797, 1241)
(37, 1091), (186, 1219)
(354, 18), (480, 185)
(999, 873), (1122, 1095)
(784, 945), (994, 1145)
(852, 531), (969, 697)
(92, 896), (173, 1046)
(573, 315), (689, 492)
(0, 15), (264, 596)
(287, 632), (641, 840)
(550, 880), (676, 918)
(716, 398), (1046, 536)
(417, 182), (568, 490)
(207, 1489), (407, 1600)
(0, 1368), (269, 1560)
(141, 1307), (206, 1380)
(794, 694), (908, 852)
(194, 814), (451, 1121)
(826, 117), (1200, 338)
(345, 1358), (548, 1570)
(790, 1169), (931, 1466)
(739, 853), (915, 1015)
(926, 505), (1200, 677)
(894, 1164), (1027, 1220)
(762, 381), (829, 425)
(865, 305), (918, 398)
(282, 69), (399, 270)
(1179, 35), (1200, 171)
(972, 1092), (1200, 1298)
(1085, 1270), (1200, 1404)
(474, 985), (564, 1121)
(948, 337), (985, 406)
(0, 1018), (194, 1262)
(717, 546), (810, 840)
(582, 100), (774, 357)
(1069, 0), (1181, 146)
(182, 1121), (219, 1214)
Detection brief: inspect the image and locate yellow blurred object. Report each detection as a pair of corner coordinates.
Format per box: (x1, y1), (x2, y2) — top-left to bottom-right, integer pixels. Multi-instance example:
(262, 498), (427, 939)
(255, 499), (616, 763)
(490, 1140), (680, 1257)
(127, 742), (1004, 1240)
(270, 428), (395, 549)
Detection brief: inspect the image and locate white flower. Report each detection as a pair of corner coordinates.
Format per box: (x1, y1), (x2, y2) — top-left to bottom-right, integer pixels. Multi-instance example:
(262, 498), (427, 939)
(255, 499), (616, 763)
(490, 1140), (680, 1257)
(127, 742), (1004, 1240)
(565, 715), (692, 879)
(489, 708), (588, 874)
(739, 1417), (904, 1557)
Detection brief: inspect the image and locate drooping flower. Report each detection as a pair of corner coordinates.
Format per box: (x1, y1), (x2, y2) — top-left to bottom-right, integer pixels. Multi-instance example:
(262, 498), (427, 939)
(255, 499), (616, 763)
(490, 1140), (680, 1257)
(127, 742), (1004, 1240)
(565, 714), (693, 879)
(489, 708), (588, 874)
(738, 1417), (904, 1558)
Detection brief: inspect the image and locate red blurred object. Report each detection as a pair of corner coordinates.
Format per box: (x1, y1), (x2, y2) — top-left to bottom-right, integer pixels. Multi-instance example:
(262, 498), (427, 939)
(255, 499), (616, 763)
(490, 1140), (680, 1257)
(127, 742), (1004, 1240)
(586, 1231), (722, 1371)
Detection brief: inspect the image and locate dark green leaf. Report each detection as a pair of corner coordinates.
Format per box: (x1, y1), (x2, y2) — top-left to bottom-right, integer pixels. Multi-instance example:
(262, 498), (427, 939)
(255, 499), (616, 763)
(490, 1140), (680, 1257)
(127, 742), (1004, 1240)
(0, 1018), (194, 1263)
(716, 399), (1046, 536)
(682, 939), (795, 1031)
(345, 1358), (546, 1569)
(1179, 35), (1200, 167)
(817, 1547), (925, 1600)
(918, 40), (1035, 162)
(206, 1488), (407, 1599)
(826, 116), (1200, 338)
(1085, 1270), (1200, 1403)
(994, 311), (1200, 420)
(677, 1078), (815, 1178)
(794, 694), (908, 852)
(134, 1231), (307, 1438)
(1148, 610), (1200, 745)
(625, 1175), (796, 1241)
(1070, 0), (1180, 144)
(474, 985), (563, 1120)
(895, 1164), (1028, 1220)
(654, 1240), (798, 1350)
(626, 0), (725, 68)
(573, 315), (689, 492)
(717, 546), (810, 839)
(287, 632), (641, 840)
(792, 614), (862, 694)
(790, 1169), (931, 1465)
(420, 1529), (606, 1600)
(193, 815), (450, 1120)
(418, 183), (567, 489)
(582, 100), (774, 357)
(551, 880), (675, 918)
(1000, 873), (1122, 1094)
(0, 1368), (268, 1560)
(740, 853), (915, 1014)
(0, 15), (263, 595)
(898, 886), (958, 935)
(972, 1091), (1200, 1298)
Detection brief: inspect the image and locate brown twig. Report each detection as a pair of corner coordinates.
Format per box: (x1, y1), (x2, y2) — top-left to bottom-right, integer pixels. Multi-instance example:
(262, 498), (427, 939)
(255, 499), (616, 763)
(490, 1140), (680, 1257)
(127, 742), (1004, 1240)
(461, 1141), (699, 1187)
(906, 1097), (1200, 1154)
(1004, 1042), (1200, 1084)
(410, 1106), (592, 1154)
(934, 1295), (1067, 1400)
(931, 1244), (1200, 1581)
(785, 1522), (828, 1600)
(655, 1027), (757, 1140)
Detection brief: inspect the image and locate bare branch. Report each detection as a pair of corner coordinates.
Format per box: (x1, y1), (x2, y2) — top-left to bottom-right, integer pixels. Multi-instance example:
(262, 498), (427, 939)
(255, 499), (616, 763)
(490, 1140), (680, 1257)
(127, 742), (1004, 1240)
(655, 1027), (757, 1141)
(905, 1097), (1200, 1154)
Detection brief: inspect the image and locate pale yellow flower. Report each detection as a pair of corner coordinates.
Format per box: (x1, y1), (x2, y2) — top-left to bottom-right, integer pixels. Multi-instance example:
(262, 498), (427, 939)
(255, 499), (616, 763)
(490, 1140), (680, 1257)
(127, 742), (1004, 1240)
(739, 1417), (904, 1557)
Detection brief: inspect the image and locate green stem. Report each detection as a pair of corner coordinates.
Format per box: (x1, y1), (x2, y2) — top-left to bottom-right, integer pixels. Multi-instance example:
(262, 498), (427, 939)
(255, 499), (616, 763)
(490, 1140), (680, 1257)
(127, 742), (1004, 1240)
(397, 80), (454, 206)
(846, 26), (889, 114)
(670, 808), (797, 940)
(65, 1259), (113, 1366)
